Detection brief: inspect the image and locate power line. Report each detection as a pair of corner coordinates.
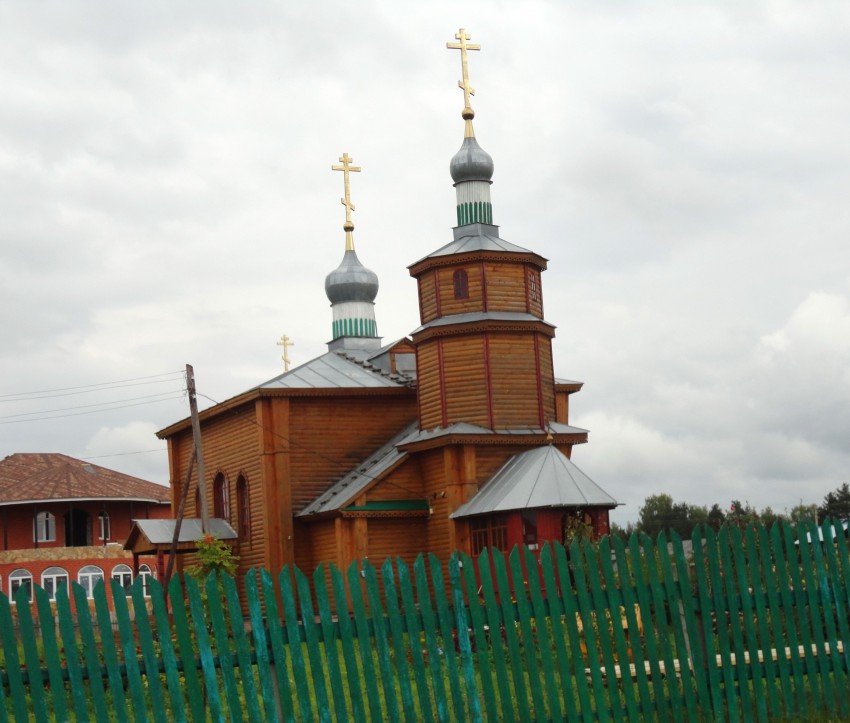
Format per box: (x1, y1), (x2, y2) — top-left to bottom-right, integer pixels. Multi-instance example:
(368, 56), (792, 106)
(0, 370), (185, 401)
(0, 391), (184, 420)
(81, 449), (165, 460)
(0, 394), (186, 424)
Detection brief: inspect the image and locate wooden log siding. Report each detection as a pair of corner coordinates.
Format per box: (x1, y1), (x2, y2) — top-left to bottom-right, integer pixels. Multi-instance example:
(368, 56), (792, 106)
(442, 336), (491, 427)
(488, 333), (555, 428)
(418, 270), (438, 323)
(482, 262), (530, 312)
(416, 342), (443, 430)
(287, 396), (417, 512)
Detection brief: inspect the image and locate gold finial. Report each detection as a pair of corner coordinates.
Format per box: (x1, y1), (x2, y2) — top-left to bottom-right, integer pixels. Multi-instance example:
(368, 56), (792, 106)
(447, 28), (481, 138)
(331, 152), (361, 251)
(277, 334), (295, 371)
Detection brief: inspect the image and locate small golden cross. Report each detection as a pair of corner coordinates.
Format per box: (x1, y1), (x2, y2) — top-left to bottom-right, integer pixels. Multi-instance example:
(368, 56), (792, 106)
(447, 28), (481, 119)
(276, 334), (295, 371)
(331, 153), (361, 248)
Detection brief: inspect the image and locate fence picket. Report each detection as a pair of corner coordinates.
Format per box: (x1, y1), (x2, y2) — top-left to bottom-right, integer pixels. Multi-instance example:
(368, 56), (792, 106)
(185, 572), (225, 722)
(73, 582), (110, 721)
(34, 585), (71, 723)
(246, 569), (281, 722)
(0, 588), (33, 722)
(347, 559), (384, 722)
(460, 551), (499, 721)
(396, 557), (435, 723)
(147, 578), (188, 723)
(16, 583), (49, 722)
(661, 531), (702, 721)
(280, 565), (316, 721)
(823, 519), (850, 717)
(621, 534), (662, 721)
(225, 572), (263, 723)
(363, 558), (402, 722)
(380, 558), (417, 722)
(330, 563), (367, 723)
(522, 544), (563, 722)
(413, 553), (451, 722)
(296, 565), (332, 722)
(260, 567), (297, 723)
(475, 548), (516, 723)
(168, 574), (208, 723)
(314, 563), (349, 722)
(129, 579), (167, 722)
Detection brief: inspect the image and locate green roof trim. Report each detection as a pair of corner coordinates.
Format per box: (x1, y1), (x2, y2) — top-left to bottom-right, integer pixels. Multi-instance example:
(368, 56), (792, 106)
(343, 499), (429, 512)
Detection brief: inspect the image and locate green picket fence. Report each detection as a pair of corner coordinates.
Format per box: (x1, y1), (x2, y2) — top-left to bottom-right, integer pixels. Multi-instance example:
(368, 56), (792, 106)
(2, 520), (849, 721)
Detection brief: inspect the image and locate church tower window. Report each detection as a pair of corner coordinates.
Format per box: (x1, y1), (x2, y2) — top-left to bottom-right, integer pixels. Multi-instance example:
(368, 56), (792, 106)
(453, 269), (469, 299)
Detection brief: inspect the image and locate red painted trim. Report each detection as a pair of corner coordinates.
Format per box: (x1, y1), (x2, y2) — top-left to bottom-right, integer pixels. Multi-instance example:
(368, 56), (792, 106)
(434, 269), (443, 318)
(483, 332), (494, 429)
(533, 334), (545, 428)
(437, 339), (448, 427)
(480, 261), (488, 312)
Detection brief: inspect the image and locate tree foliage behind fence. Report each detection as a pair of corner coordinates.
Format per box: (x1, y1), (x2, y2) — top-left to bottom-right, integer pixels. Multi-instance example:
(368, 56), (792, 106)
(2, 520), (850, 721)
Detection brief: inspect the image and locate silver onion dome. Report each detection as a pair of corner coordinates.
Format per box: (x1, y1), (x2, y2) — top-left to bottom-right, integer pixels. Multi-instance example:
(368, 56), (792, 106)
(325, 249), (379, 304)
(450, 136), (494, 184)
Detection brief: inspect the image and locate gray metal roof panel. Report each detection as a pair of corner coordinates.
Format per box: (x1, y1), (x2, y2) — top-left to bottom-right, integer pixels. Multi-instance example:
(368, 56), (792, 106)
(254, 351), (409, 390)
(411, 311), (555, 335)
(298, 422), (419, 516)
(410, 224), (536, 265)
(399, 423), (588, 446)
(128, 518), (237, 545)
(451, 446), (617, 518)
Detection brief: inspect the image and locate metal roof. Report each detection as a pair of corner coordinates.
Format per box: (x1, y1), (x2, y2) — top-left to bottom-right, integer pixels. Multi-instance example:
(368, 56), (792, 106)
(411, 311), (555, 336)
(298, 422), (418, 516)
(125, 518), (237, 547)
(253, 350), (412, 391)
(411, 223), (536, 264)
(399, 422), (588, 446)
(451, 445), (618, 518)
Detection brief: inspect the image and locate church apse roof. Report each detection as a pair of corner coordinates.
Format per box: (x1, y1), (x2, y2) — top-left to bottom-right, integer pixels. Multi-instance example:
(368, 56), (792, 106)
(451, 445), (618, 519)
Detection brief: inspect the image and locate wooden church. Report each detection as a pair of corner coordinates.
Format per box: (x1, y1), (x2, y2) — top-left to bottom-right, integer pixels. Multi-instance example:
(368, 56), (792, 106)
(157, 29), (618, 582)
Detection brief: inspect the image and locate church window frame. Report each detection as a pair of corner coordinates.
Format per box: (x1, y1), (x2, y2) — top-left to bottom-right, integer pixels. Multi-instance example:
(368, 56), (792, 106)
(453, 269), (469, 299)
(213, 472), (230, 521)
(236, 473), (251, 540)
(528, 269), (540, 303)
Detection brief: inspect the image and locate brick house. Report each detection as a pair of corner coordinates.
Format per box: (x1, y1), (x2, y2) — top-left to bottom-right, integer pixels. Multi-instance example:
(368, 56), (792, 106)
(0, 453), (171, 604)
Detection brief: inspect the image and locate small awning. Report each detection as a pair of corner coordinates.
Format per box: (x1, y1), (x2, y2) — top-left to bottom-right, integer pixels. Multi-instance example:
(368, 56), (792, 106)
(124, 518), (237, 556)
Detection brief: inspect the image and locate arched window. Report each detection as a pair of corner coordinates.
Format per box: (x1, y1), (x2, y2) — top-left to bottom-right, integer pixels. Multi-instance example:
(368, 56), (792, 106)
(213, 473), (230, 520)
(236, 474), (250, 540)
(33, 511), (56, 542)
(111, 564), (133, 595)
(138, 564), (154, 597)
(528, 269), (540, 302)
(98, 511), (111, 541)
(9, 569), (33, 602)
(78, 565), (104, 599)
(453, 269), (469, 299)
(41, 567), (69, 601)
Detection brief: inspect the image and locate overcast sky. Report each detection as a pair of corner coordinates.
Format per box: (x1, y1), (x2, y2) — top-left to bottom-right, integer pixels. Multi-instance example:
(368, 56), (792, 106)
(2, 1), (848, 526)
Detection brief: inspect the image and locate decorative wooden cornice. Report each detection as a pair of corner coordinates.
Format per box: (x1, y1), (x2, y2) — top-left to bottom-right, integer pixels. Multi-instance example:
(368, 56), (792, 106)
(412, 318), (555, 343)
(398, 431), (587, 454)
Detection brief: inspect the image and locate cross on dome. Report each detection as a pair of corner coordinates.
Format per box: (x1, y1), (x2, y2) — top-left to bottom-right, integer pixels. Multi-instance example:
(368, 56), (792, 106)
(331, 152), (361, 249)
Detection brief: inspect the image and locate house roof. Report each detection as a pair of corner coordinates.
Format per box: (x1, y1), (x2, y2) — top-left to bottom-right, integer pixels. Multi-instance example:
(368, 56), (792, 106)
(451, 445), (618, 518)
(297, 422), (419, 517)
(0, 453), (170, 507)
(253, 350), (414, 391)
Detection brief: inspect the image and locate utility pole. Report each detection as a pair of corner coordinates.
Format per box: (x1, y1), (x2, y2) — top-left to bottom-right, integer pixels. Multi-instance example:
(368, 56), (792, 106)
(186, 364), (209, 533)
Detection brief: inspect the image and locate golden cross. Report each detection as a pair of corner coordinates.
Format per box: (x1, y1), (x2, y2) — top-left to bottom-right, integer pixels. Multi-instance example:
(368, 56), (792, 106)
(276, 334), (295, 371)
(331, 152), (361, 237)
(446, 28), (481, 119)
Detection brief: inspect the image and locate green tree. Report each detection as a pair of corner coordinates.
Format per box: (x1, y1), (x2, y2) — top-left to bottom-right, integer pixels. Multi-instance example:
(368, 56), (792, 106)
(707, 503), (725, 531)
(817, 483), (850, 522)
(789, 503), (817, 524)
